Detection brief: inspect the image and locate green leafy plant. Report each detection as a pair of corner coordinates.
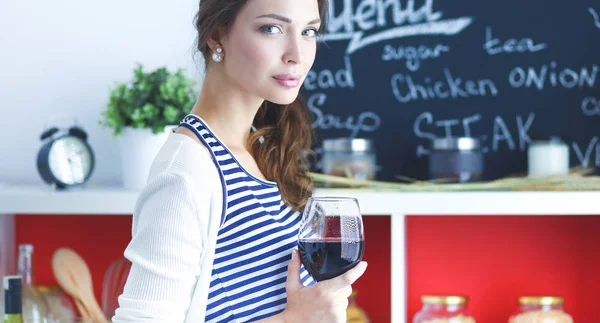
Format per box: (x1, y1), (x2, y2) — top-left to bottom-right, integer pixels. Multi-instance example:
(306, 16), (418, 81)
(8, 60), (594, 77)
(100, 63), (197, 136)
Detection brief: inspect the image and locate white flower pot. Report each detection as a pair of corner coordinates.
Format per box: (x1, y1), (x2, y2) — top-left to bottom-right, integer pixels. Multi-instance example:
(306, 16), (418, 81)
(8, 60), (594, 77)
(117, 126), (174, 190)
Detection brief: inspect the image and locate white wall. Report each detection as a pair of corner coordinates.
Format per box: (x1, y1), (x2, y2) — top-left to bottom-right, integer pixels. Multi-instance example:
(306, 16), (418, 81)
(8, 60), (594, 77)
(0, 0), (204, 186)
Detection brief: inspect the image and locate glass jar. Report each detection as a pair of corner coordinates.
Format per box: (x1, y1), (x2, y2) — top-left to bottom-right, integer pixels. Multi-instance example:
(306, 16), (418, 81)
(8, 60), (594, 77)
(346, 290), (370, 323)
(322, 138), (377, 182)
(508, 296), (573, 323)
(413, 295), (476, 323)
(527, 140), (569, 176)
(429, 137), (483, 183)
(37, 285), (77, 323)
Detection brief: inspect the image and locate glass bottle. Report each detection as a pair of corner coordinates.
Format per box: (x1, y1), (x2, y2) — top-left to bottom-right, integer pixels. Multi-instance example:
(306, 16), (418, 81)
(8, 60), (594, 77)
(17, 244), (51, 323)
(413, 295), (476, 323)
(509, 296), (573, 323)
(4, 275), (24, 323)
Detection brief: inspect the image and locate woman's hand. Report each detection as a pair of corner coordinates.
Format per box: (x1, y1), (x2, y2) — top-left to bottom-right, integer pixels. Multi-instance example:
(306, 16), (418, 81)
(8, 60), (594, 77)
(280, 249), (368, 323)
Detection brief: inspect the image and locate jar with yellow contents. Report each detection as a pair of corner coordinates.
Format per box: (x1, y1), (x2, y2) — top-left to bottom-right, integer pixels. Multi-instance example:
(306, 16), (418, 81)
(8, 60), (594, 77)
(412, 295), (476, 323)
(346, 290), (370, 323)
(508, 296), (573, 323)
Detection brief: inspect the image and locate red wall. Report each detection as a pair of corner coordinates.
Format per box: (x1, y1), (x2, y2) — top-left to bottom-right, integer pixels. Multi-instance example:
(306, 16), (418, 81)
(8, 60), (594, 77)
(14, 214), (600, 322)
(406, 215), (600, 322)
(15, 215), (133, 315)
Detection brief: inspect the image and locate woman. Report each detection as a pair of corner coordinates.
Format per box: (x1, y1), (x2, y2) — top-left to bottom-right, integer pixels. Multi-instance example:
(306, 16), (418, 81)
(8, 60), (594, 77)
(113, 0), (367, 322)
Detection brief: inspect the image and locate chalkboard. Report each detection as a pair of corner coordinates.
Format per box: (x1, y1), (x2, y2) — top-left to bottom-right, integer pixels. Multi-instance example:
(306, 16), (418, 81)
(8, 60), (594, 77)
(302, 0), (600, 181)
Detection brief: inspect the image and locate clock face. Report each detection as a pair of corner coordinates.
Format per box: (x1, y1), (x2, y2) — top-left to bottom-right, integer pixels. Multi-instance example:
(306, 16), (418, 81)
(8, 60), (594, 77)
(48, 136), (93, 185)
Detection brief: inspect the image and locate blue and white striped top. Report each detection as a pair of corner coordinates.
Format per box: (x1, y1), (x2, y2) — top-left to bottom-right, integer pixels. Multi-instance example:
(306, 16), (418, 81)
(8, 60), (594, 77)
(179, 114), (316, 323)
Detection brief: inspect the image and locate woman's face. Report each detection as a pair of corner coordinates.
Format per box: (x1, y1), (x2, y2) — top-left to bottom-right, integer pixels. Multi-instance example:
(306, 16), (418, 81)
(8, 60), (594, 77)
(220, 0), (321, 105)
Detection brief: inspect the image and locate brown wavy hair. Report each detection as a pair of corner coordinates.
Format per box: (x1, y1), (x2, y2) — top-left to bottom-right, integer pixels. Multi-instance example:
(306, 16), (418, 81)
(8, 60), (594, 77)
(194, 0), (329, 211)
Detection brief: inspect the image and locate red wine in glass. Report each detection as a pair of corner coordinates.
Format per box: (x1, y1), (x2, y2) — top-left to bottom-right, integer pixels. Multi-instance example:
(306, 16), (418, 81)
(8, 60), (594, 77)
(298, 237), (364, 281)
(297, 197), (365, 282)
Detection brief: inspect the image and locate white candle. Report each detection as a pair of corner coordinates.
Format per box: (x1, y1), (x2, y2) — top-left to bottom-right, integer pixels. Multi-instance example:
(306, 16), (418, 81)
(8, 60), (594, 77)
(527, 141), (570, 176)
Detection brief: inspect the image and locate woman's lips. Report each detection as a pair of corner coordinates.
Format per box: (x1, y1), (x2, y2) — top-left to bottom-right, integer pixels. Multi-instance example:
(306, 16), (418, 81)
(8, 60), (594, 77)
(273, 75), (300, 88)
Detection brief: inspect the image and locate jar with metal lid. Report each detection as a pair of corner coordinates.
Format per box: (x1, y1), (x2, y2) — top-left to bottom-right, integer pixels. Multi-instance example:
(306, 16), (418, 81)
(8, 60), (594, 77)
(429, 137), (483, 183)
(508, 296), (573, 323)
(321, 138), (376, 182)
(412, 295), (476, 323)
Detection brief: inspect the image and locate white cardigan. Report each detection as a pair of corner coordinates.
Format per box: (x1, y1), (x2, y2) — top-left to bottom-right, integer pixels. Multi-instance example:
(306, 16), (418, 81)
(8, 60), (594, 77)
(113, 130), (224, 322)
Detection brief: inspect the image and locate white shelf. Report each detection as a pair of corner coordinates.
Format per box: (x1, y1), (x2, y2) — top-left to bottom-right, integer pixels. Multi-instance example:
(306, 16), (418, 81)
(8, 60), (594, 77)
(1, 184), (600, 215)
(0, 184), (138, 215)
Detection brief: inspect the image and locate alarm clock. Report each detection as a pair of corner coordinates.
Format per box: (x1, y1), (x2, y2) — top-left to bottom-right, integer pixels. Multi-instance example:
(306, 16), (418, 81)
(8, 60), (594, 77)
(37, 124), (95, 189)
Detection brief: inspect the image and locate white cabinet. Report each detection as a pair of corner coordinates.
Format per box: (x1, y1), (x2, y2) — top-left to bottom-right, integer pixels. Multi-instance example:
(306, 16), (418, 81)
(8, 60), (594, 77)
(2, 185), (600, 322)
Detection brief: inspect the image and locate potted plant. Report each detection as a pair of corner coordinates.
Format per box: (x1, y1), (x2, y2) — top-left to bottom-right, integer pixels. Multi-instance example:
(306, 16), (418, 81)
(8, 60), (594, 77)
(100, 63), (196, 189)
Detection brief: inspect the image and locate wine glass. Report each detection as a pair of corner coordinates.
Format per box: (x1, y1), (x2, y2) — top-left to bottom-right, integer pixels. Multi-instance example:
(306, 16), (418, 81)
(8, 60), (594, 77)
(297, 197), (365, 282)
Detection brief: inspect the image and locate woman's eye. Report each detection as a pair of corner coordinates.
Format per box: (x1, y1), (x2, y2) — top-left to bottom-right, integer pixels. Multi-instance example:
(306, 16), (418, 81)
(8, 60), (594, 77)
(261, 25), (282, 34)
(303, 28), (319, 37)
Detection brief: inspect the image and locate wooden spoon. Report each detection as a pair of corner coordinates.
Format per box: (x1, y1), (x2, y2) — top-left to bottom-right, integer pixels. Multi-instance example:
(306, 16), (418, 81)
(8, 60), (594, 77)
(74, 298), (91, 322)
(51, 248), (110, 323)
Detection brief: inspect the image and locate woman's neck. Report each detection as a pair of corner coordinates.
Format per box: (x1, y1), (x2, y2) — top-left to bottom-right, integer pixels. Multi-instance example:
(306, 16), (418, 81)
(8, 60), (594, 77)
(190, 68), (264, 150)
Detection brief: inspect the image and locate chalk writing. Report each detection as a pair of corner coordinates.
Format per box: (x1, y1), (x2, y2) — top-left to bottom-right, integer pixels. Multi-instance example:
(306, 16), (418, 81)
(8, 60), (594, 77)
(304, 56), (355, 91)
(572, 137), (600, 167)
(381, 43), (450, 71)
(517, 114), (535, 150)
(590, 8), (600, 29)
(413, 112), (534, 157)
(308, 92), (382, 137)
(509, 63), (598, 90)
(582, 97), (600, 116)
(483, 26), (547, 55)
(492, 116), (515, 151)
(391, 69), (498, 103)
(323, 0), (473, 54)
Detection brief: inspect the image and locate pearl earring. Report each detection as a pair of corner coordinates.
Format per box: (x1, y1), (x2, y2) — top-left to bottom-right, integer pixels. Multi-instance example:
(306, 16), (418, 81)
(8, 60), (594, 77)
(212, 47), (223, 62)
